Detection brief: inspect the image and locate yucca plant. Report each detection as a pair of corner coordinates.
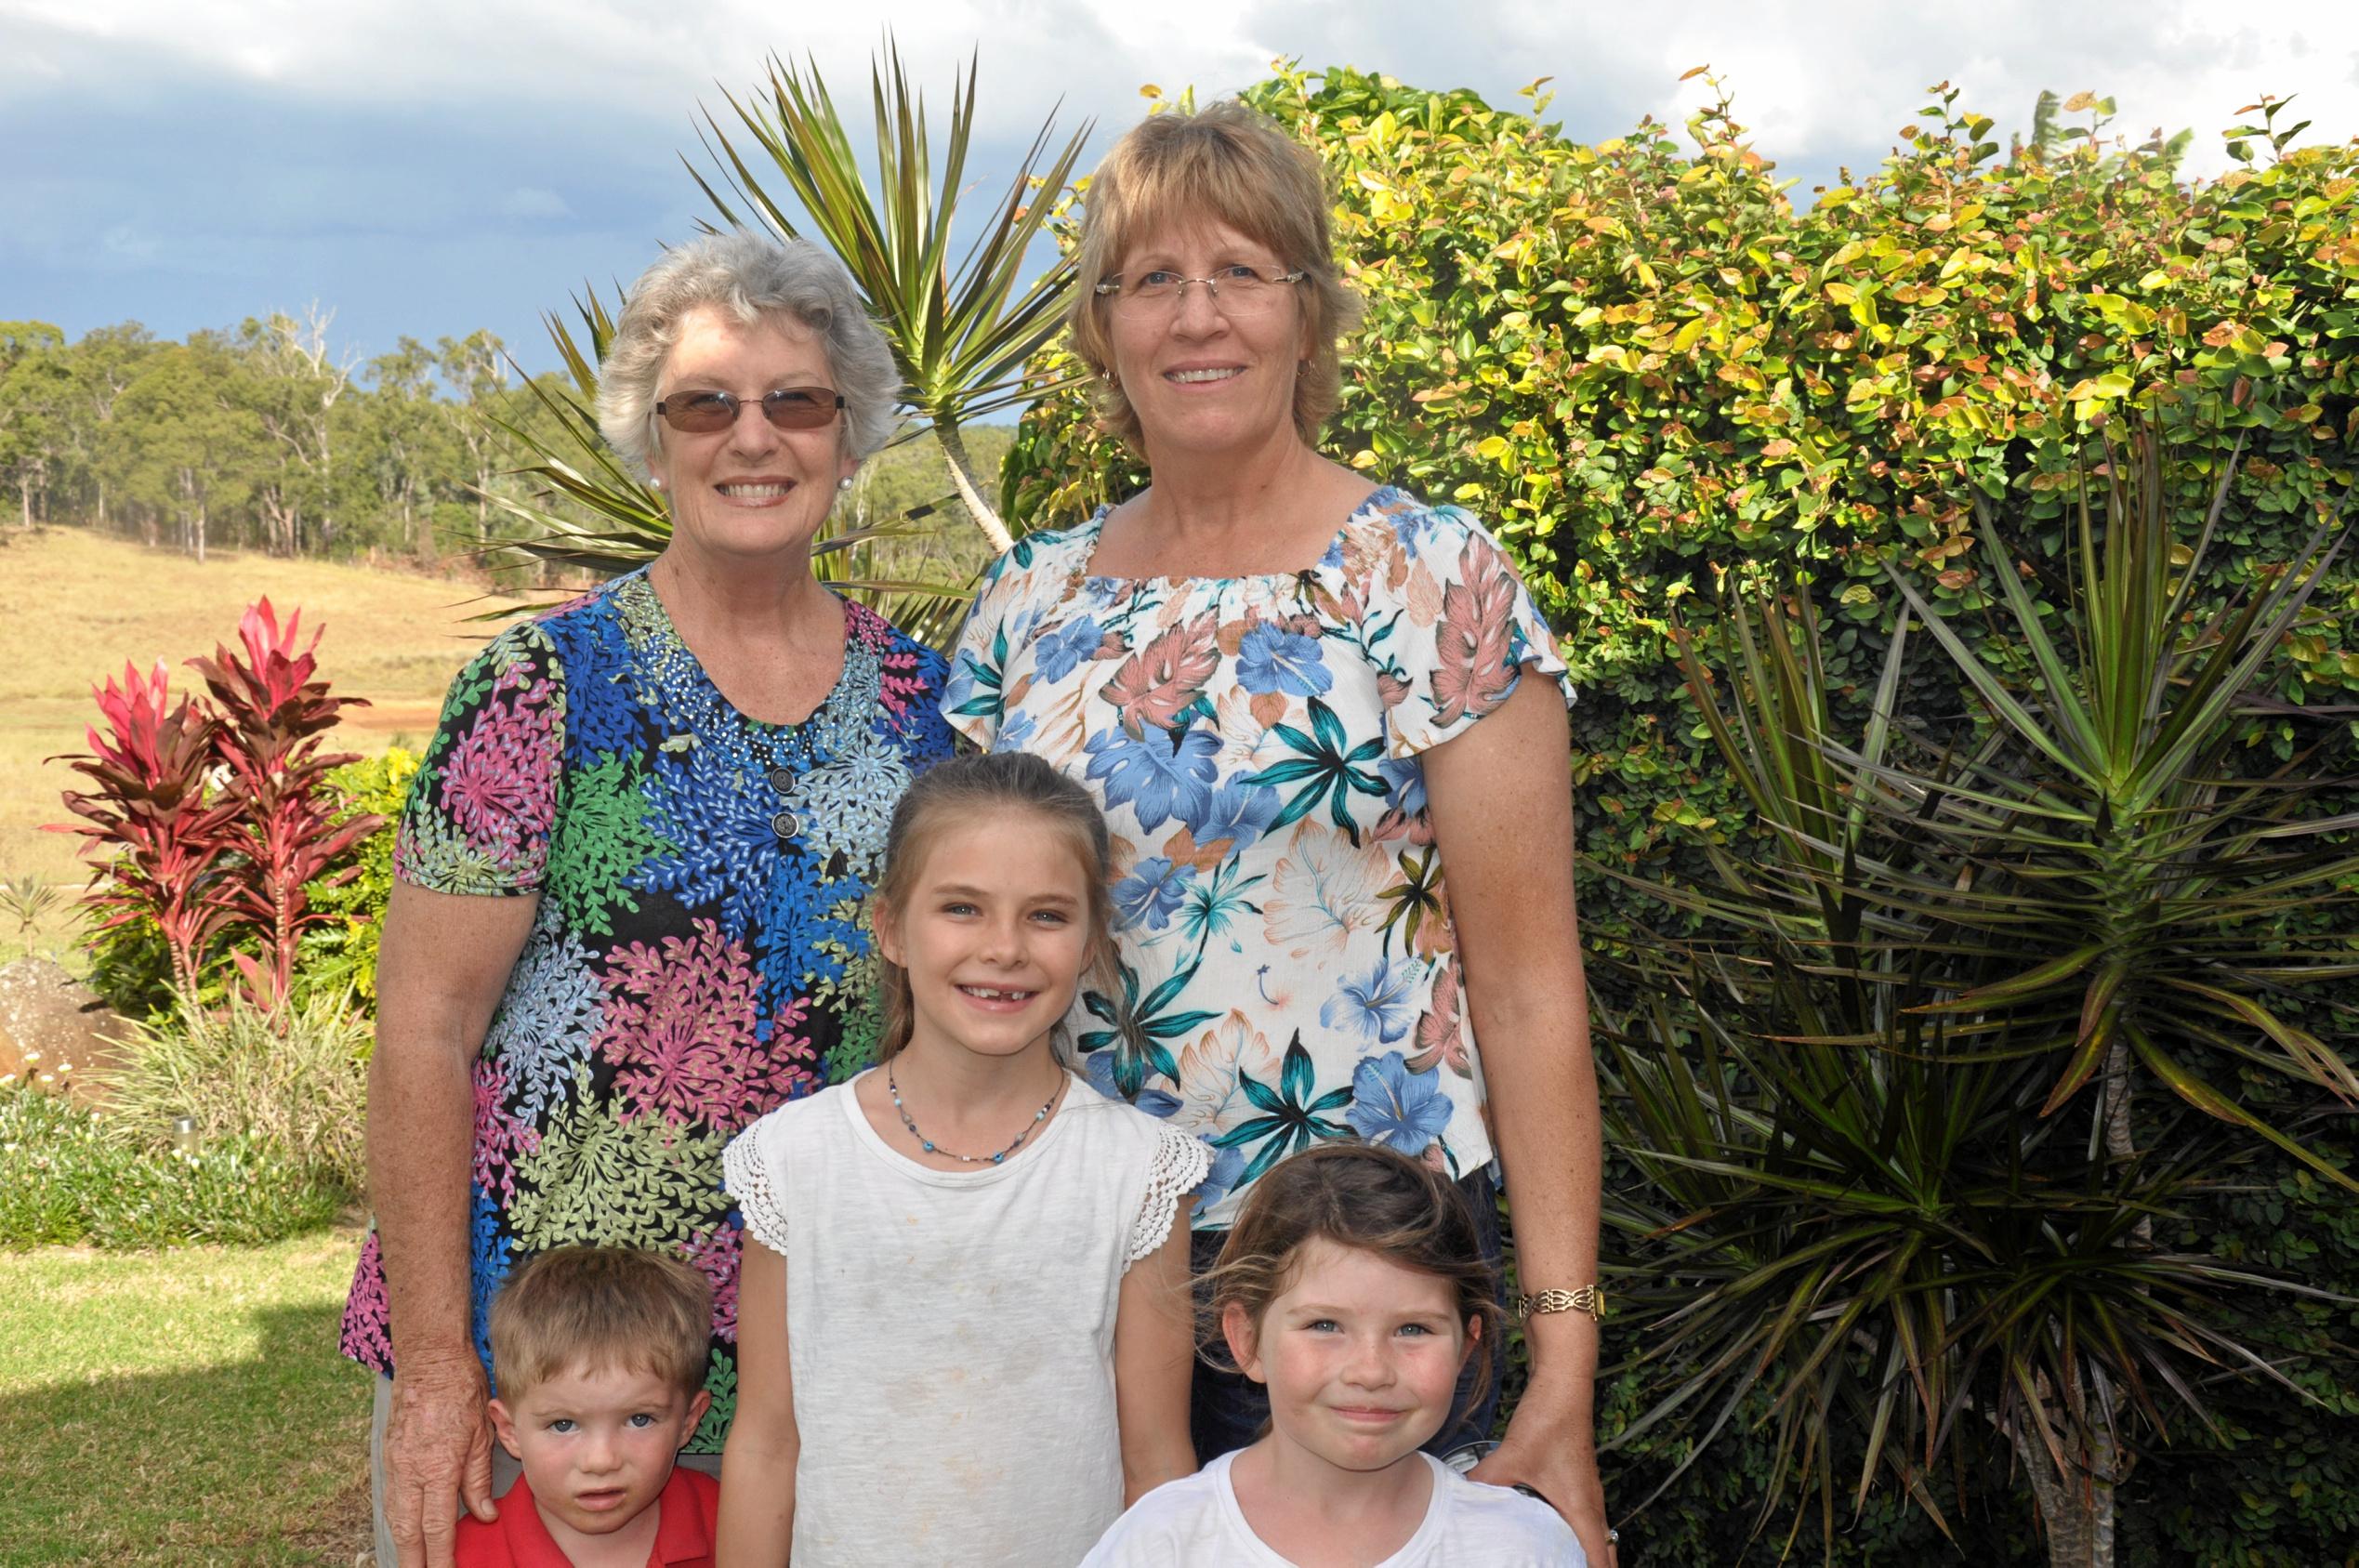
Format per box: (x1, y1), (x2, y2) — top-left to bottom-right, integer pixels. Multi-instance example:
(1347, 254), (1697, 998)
(1596, 430), (2354, 1566)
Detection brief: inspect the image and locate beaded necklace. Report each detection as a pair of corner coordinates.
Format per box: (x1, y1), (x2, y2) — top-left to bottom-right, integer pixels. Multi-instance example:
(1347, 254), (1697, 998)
(887, 1061), (1064, 1166)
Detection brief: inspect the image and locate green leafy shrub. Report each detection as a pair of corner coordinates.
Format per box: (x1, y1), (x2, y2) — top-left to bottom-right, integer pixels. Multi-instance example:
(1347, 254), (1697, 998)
(91, 986), (372, 1194)
(0, 1084), (345, 1249)
(296, 746), (418, 1013)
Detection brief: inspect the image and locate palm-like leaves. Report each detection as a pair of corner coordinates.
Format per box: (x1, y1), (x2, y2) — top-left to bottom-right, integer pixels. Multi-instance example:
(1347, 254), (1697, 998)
(1598, 433), (2353, 1560)
(691, 44), (1090, 550)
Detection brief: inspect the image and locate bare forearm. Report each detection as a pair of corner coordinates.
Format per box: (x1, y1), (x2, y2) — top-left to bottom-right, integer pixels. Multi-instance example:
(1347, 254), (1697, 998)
(368, 1023), (479, 1364)
(717, 1424), (798, 1566)
(1471, 964), (1604, 1399)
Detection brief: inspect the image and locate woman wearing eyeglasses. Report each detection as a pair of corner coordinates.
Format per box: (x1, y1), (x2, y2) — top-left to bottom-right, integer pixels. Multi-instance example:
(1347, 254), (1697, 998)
(945, 104), (1615, 1566)
(349, 230), (956, 1568)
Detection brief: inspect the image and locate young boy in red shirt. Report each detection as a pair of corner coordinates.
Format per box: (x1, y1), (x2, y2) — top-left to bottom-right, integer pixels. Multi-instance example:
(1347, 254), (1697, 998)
(461, 1247), (719, 1568)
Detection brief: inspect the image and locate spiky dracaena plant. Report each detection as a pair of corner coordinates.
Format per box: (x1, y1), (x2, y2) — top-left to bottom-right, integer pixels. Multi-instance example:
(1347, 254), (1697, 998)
(1596, 434), (2354, 1567)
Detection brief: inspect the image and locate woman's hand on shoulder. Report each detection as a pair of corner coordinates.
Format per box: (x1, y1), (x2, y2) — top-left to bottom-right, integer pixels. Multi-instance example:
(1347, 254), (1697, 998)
(1466, 1371), (1615, 1568)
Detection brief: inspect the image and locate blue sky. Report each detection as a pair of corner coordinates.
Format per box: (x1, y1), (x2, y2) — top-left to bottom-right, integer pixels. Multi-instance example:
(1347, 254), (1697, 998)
(5, 2), (2354, 381)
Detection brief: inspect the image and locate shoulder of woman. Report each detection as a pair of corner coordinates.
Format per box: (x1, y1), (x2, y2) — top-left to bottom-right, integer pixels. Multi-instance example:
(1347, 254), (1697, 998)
(983, 516), (1100, 587)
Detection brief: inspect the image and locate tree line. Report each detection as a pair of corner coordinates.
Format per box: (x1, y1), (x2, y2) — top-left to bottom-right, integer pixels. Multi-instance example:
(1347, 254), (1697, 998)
(0, 311), (560, 567)
(0, 310), (1009, 584)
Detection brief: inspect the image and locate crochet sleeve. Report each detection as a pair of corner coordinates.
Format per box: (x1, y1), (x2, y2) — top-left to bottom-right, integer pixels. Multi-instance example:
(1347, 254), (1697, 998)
(720, 1122), (789, 1255)
(1124, 1127), (1212, 1268)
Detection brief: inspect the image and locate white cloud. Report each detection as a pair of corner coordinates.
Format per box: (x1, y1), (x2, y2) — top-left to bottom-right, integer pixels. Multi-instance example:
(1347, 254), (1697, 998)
(8, 0), (2353, 177)
(500, 186), (572, 220)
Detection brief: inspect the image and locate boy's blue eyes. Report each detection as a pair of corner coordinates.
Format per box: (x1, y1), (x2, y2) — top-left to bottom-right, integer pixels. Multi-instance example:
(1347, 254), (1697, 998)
(544, 1413), (661, 1432)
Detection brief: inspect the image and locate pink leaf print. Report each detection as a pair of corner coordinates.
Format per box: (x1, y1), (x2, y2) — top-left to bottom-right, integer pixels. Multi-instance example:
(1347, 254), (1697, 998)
(1406, 958), (1469, 1077)
(1429, 536), (1521, 729)
(1102, 613), (1221, 737)
(683, 1226), (743, 1342)
(596, 920), (804, 1133)
(472, 1061), (540, 1203)
(340, 1233), (393, 1365)
(440, 679), (559, 850)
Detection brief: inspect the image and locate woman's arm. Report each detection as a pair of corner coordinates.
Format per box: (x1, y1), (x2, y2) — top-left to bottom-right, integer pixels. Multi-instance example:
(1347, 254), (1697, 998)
(718, 1238), (799, 1566)
(1113, 1219), (1198, 1504)
(1421, 674), (1614, 1568)
(369, 880), (539, 1568)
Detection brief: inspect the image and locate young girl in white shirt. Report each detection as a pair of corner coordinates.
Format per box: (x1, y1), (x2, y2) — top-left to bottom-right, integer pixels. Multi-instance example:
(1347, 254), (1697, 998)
(1084, 1142), (1585, 1568)
(717, 751), (1206, 1566)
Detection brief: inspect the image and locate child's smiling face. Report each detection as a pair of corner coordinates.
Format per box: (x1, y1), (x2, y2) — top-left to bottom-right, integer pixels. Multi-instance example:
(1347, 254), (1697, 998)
(1225, 1238), (1474, 1479)
(488, 1360), (708, 1549)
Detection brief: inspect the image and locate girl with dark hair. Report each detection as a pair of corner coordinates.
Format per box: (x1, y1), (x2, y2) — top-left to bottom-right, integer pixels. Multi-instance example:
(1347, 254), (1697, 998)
(1085, 1142), (1583, 1566)
(717, 753), (1206, 1565)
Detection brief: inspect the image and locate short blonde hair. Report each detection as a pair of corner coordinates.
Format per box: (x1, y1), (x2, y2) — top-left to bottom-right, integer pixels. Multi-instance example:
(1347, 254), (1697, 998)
(1067, 100), (1362, 452)
(487, 1246), (711, 1402)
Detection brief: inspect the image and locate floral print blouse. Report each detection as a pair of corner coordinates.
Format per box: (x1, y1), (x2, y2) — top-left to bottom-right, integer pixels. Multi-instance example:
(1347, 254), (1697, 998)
(943, 487), (1575, 1230)
(340, 570), (954, 1450)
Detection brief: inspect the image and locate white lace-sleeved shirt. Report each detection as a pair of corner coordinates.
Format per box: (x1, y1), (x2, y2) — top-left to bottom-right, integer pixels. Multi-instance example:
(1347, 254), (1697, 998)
(1081, 1450), (1586, 1567)
(720, 1071), (1207, 1568)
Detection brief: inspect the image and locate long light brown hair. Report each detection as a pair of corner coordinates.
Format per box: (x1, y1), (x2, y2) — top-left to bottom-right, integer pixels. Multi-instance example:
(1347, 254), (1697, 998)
(871, 751), (1119, 1064)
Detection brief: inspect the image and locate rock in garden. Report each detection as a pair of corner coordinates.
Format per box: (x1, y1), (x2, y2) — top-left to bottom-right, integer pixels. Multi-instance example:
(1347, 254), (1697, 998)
(0, 956), (130, 1106)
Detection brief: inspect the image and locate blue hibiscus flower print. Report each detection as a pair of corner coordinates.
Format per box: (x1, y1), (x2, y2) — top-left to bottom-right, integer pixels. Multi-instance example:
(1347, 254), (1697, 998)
(1235, 623), (1333, 698)
(1084, 723), (1219, 831)
(1320, 957), (1417, 1046)
(1033, 616), (1107, 684)
(1114, 855), (1195, 931)
(1346, 1051), (1455, 1153)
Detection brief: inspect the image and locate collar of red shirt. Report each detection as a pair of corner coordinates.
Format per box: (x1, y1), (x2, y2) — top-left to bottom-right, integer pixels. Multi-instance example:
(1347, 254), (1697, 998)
(464, 1466), (718, 1568)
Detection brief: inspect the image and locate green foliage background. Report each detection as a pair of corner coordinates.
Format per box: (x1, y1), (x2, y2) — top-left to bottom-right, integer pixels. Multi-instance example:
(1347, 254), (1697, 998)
(1004, 65), (2359, 1564)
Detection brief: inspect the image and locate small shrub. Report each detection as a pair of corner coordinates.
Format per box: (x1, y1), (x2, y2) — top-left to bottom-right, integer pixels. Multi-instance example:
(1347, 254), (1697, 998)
(296, 746), (418, 1013)
(92, 986), (372, 1194)
(0, 1084), (344, 1249)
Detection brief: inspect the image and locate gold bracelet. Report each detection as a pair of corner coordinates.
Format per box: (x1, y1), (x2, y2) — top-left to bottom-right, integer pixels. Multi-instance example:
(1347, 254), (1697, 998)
(1516, 1285), (1607, 1323)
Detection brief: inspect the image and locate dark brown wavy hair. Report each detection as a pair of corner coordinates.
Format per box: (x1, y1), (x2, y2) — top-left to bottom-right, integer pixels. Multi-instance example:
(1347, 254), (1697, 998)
(1204, 1141), (1500, 1416)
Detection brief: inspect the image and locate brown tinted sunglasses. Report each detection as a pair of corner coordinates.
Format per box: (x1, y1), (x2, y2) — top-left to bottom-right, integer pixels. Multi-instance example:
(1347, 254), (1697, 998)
(654, 387), (845, 432)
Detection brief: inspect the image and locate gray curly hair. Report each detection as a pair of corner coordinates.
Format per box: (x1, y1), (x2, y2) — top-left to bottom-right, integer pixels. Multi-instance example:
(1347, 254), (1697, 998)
(596, 231), (902, 480)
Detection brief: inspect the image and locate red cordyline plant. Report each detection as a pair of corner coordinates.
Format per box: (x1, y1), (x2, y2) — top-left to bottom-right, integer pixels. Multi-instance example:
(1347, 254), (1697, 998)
(190, 600), (383, 1009)
(51, 599), (384, 1011)
(51, 660), (244, 998)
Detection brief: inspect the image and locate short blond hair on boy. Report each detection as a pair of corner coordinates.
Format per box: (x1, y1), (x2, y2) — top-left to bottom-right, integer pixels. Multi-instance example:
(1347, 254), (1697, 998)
(486, 1245), (712, 1401)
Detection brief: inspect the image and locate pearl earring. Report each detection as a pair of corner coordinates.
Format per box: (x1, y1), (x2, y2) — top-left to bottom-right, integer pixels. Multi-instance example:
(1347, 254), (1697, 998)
(838, 477), (854, 492)
(649, 475), (664, 491)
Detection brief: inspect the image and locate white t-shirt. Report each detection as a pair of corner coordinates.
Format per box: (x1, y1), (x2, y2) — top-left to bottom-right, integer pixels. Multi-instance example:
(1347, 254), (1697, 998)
(1081, 1450), (1586, 1568)
(720, 1071), (1207, 1568)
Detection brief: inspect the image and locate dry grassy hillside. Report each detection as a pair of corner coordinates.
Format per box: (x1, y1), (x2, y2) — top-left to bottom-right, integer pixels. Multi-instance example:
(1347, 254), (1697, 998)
(0, 528), (525, 955)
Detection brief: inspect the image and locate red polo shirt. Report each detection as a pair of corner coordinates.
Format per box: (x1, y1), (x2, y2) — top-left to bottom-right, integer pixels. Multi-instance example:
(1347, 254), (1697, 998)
(453, 1466), (718, 1568)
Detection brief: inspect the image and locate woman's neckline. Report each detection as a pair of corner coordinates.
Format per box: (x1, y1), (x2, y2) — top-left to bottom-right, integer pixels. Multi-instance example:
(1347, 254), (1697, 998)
(1075, 483), (1403, 587)
(629, 564), (859, 731)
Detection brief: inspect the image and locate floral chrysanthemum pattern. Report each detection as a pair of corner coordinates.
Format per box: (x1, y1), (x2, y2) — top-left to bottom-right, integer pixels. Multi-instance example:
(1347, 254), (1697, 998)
(342, 570), (953, 1451)
(946, 488), (1573, 1229)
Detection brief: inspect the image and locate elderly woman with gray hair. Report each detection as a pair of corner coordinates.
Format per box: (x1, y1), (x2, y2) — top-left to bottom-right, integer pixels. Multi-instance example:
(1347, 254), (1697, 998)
(343, 231), (955, 1568)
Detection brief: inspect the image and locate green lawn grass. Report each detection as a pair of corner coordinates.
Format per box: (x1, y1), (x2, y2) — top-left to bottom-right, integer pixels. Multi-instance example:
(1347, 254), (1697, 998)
(0, 1225), (376, 1566)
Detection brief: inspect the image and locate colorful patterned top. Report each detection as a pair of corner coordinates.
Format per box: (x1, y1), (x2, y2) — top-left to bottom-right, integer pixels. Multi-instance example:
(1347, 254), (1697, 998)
(942, 487), (1575, 1230)
(339, 569), (955, 1450)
